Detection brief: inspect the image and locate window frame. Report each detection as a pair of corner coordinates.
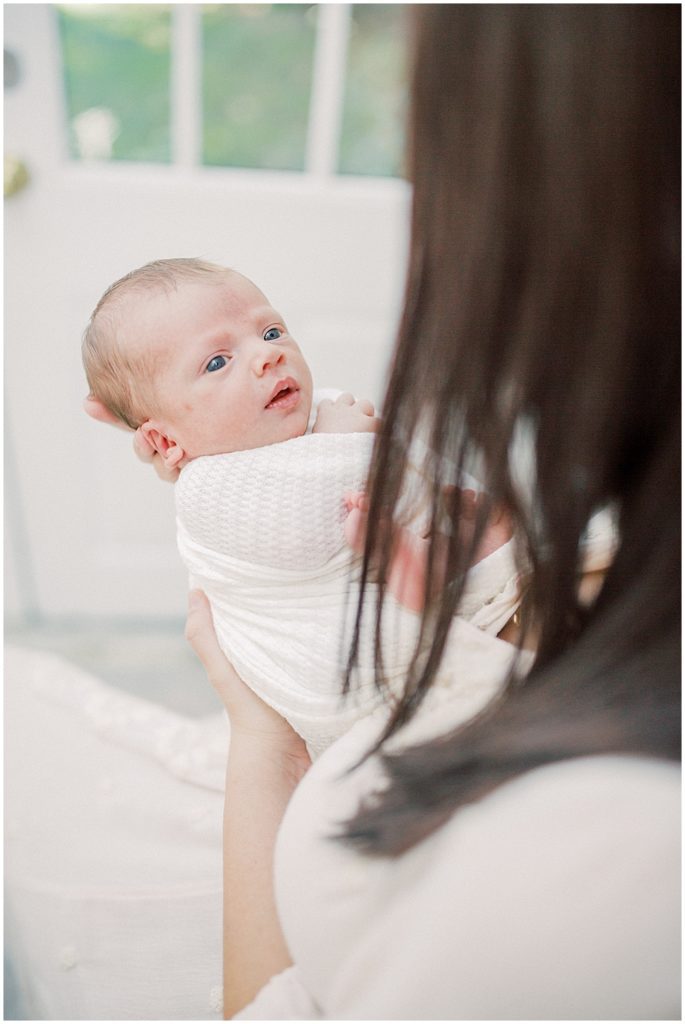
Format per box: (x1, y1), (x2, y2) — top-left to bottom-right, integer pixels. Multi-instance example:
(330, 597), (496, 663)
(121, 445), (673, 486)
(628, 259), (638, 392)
(56, 2), (406, 189)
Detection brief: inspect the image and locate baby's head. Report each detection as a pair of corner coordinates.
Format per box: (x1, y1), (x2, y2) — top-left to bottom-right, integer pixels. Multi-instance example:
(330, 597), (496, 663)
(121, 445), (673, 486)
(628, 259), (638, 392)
(83, 258), (313, 470)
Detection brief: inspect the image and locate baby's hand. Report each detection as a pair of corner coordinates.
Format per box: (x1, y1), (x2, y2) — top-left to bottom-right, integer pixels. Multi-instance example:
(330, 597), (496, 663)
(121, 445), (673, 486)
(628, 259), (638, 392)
(313, 393), (380, 435)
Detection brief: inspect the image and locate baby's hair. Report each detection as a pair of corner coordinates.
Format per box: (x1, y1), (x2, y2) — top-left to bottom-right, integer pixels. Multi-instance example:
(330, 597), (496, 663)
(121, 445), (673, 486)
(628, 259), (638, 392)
(82, 257), (229, 429)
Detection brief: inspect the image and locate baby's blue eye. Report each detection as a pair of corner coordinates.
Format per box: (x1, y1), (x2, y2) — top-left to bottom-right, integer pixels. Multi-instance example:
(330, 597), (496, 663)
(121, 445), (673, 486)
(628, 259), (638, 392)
(206, 355), (227, 373)
(264, 327), (283, 342)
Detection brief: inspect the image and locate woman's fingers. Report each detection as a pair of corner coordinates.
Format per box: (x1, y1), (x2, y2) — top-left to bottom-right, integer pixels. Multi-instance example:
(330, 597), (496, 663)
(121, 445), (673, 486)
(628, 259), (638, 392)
(133, 428), (180, 482)
(343, 491), (372, 553)
(387, 528), (431, 613)
(84, 395), (178, 481)
(343, 493), (425, 608)
(83, 394), (131, 431)
(133, 427), (156, 463)
(344, 505), (367, 553)
(185, 591), (258, 713)
(185, 591), (311, 760)
(185, 591), (239, 692)
(343, 490), (369, 512)
(344, 482), (513, 613)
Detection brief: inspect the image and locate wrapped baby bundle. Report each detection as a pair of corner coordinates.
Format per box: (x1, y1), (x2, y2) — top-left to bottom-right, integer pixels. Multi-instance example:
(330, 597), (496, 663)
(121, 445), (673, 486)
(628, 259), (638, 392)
(175, 424), (524, 758)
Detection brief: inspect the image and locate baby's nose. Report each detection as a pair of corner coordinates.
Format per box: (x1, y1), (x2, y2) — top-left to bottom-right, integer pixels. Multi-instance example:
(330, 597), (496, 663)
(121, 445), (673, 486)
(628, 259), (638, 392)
(252, 343), (285, 374)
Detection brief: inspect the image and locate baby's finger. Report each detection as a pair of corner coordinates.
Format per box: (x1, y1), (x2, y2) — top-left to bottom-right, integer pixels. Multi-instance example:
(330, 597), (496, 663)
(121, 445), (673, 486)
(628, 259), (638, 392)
(356, 398), (375, 416)
(335, 392), (355, 406)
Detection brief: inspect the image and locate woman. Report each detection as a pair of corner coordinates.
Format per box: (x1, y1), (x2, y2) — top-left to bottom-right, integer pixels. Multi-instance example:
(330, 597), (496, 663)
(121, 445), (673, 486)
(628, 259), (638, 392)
(185, 5), (680, 1018)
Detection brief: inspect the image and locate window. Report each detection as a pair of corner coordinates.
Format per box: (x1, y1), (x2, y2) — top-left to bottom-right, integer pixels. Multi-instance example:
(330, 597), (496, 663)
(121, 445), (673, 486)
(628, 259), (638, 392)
(58, 4), (172, 162)
(202, 4), (316, 172)
(57, 3), (407, 178)
(339, 4), (407, 177)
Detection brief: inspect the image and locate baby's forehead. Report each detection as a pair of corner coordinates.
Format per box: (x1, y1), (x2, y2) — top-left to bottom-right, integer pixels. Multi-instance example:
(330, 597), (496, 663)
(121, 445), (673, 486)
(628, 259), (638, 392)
(106, 269), (275, 356)
(211, 269), (273, 310)
(126, 269), (265, 313)
(102, 286), (177, 365)
(109, 273), (214, 333)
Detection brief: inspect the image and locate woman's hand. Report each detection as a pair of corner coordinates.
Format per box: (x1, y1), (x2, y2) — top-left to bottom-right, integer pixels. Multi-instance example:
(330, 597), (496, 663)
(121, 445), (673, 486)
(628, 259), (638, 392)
(83, 394), (180, 483)
(132, 426), (181, 484)
(344, 489), (513, 613)
(344, 491), (434, 612)
(83, 394), (129, 431)
(185, 590), (311, 765)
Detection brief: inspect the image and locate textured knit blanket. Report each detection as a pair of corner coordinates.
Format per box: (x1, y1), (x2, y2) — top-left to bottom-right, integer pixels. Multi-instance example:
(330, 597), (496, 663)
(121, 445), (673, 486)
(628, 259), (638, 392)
(175, 418), (528, 757)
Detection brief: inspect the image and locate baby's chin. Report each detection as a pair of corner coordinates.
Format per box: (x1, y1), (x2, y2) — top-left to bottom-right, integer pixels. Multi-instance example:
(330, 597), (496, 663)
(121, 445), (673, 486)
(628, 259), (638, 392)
(186, 396), (314, 459)
(275, 397), (313, 443)
(191, 416), (310, 459)
(287, 408), (311, 439)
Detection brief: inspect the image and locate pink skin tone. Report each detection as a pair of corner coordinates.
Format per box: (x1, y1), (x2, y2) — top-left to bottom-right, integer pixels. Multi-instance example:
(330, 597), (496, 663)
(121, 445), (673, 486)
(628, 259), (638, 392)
(117, 271), (316, 471)
(85, 276), (380, 477)
(344, 489), (513, 613)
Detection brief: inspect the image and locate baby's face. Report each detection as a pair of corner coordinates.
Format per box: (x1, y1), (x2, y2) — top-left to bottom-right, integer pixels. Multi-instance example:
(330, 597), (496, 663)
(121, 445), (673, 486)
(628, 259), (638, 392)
(127, 271), (313, 461)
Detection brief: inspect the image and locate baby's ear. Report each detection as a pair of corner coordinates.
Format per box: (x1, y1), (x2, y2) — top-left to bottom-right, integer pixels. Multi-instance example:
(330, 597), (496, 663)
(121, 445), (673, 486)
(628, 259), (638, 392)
(140, 421), (186, 470)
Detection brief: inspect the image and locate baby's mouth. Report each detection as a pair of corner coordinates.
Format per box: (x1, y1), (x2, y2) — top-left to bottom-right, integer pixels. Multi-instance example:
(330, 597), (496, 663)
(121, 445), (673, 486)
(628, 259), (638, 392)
(266, 378), (300, 409)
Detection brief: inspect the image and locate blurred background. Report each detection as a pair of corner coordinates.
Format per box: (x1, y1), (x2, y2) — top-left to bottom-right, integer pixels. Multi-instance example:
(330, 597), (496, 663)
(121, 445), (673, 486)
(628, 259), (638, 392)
(5, 4), (412, 718)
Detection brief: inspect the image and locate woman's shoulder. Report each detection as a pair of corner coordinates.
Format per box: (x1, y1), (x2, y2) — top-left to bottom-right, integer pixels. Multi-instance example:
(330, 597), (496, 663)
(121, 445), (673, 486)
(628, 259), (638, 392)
(277, 742), (679, 1019)
(399, 755), (680, 1016)
(428, 755), (680, 900)
(287, 731), (679, 873)
(443, 752), (679, 842)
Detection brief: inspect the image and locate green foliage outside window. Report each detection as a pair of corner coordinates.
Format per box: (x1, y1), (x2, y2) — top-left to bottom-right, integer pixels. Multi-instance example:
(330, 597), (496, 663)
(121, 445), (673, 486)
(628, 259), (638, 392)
(58, 4), (172, 162)
(339, 5), (408, 177)
(202, 4), (317, 172)
(57, 3), (406, 178)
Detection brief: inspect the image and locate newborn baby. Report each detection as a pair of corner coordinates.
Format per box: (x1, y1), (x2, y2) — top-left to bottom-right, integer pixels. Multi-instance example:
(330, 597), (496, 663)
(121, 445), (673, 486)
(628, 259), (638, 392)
(83, 258), (522, 755)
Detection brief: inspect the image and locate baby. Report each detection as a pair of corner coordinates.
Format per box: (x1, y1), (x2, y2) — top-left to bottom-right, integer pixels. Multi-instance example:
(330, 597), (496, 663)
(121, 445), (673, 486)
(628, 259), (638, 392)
(83, 258), (522, 755)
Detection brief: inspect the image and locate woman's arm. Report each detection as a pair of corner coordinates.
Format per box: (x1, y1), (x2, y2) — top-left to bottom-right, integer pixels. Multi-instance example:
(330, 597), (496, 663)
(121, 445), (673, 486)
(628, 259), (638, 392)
(186, 591), (311, 1018)
(220, 734), (308, 1017)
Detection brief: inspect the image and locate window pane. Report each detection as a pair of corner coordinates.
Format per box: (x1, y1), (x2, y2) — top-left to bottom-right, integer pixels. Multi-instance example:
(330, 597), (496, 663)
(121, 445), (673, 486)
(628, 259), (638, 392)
(57, 4), (172, 163)
(202, 4), (317, 172)
(339, 4), (408, 178)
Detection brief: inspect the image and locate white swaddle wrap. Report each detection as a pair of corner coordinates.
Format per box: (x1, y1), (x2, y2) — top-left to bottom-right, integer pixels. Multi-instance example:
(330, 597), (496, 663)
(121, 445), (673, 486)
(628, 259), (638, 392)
(176, 410), (616, 757)
(175, 400), (524, 757)
(176, 431), (391, 756)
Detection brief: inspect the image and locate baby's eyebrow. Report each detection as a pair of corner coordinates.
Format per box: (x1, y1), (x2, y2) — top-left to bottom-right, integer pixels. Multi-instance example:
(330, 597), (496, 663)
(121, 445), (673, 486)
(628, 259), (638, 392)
(197, 326), (232, 349)
(254, 305), (284, 323)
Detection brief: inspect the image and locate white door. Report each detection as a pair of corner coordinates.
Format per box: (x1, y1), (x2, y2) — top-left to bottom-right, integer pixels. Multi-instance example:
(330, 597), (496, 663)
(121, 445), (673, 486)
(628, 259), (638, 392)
(5, 4), (410, 620)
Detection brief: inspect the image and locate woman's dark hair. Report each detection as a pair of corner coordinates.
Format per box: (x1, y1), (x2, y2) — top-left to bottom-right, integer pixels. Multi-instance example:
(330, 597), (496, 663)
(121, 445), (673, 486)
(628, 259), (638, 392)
(345, 4), (680, 855)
